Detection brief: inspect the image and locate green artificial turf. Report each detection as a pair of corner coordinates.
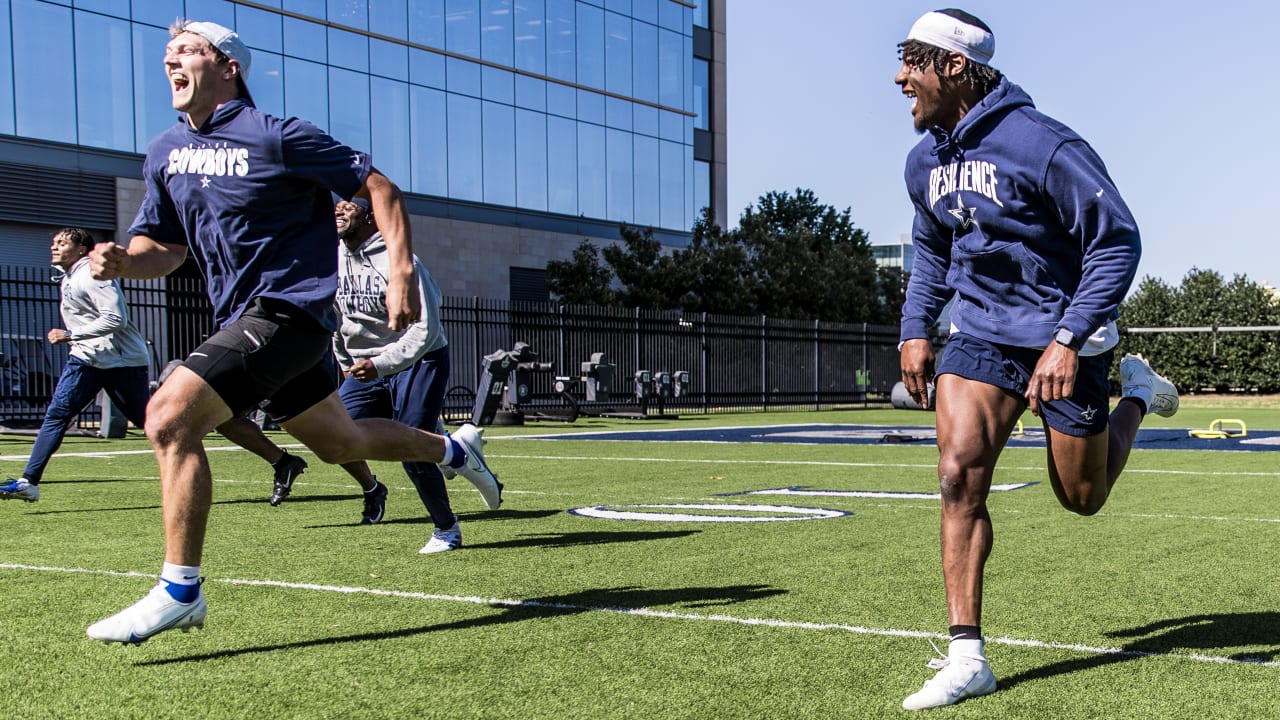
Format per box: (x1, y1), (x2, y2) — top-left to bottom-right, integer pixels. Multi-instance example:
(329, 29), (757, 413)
(2, 407), (1278, 718)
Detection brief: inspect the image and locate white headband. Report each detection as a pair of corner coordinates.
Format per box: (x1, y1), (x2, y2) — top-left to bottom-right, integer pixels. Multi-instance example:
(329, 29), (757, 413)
(906, 11), (994, 66)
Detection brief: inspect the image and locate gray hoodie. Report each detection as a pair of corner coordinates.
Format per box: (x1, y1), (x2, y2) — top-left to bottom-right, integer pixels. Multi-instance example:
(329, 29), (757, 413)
(334, 232), (446, 377)
(59, 256), (149, 369)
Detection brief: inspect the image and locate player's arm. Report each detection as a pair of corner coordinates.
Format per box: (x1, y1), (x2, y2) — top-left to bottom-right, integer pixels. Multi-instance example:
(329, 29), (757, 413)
(90, 235), (188, 281)
(898, 201), (950, 408)
(370, 260), (435, 378)
(64, 278), (131, 341)
(898, 197), (953, 345)
(357, 169), (420, 332)
(1043, 139), (1141, 342)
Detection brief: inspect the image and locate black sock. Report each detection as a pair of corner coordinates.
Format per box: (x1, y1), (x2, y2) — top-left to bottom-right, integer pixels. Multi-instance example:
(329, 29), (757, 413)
(949, 624), (982, 641)
(272, 451), (291, 469)
(1121, 396), (1148, 416)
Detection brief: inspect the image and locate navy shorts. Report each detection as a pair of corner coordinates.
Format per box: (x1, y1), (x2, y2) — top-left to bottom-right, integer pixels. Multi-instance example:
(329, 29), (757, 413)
(181, 298), (338, 423)
(338, 347), (449, 430)
(936, 333), (1113, 437)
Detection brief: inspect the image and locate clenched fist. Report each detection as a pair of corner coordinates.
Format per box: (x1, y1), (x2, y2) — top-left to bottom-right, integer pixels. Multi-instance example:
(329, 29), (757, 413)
(90, 242), (130, 280)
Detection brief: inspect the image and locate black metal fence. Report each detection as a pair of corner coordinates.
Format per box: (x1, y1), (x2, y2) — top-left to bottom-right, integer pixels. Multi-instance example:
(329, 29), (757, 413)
(440, 299), (901, 420)
(0, 264), (900, 428)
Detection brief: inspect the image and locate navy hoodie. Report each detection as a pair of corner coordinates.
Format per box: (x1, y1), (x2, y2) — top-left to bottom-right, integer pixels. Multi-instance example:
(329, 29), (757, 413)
(899, 79), (1140, 350)
(129, 99), (371, 332)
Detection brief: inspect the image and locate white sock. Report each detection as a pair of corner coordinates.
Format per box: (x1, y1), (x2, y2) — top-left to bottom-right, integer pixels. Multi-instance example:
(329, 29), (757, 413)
(160, 562), (201, 585)
(949, 638), (985, 660)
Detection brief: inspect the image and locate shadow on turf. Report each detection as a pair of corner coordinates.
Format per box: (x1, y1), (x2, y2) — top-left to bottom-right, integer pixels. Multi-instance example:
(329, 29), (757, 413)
(24, 493), (357, 516)
(997, 612), (1280, 691)
(465, 529), (700, 550)
(304, 508), (564, 529)
(135, 583), (787, 666)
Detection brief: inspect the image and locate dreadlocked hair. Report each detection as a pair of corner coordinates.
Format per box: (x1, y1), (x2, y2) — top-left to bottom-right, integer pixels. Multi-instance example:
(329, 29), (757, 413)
(897, 39), (1003, 97)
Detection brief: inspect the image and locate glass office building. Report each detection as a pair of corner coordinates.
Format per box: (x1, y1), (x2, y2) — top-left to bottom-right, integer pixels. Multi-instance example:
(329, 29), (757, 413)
(871, 237), (915, 274)
(0, 0), (725, 300)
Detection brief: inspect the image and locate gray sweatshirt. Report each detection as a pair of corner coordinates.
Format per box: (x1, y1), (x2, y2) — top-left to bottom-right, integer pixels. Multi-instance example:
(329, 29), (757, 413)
(333, 232), (446, 377)
(59, 256), (149, 369)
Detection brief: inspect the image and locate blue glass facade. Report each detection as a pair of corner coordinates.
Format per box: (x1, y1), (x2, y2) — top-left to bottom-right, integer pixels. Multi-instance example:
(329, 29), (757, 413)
(0, 0), (703, 232)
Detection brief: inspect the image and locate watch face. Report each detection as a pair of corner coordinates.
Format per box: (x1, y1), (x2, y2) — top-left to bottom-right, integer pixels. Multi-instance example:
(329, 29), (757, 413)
(1056, 329), (1074, 346)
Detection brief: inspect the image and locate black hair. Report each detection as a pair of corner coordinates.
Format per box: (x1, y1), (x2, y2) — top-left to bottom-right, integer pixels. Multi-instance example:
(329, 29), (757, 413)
(54, 227), (95, 249)
(898, 39), (1002, 97)
(897, 9), (1002, 96)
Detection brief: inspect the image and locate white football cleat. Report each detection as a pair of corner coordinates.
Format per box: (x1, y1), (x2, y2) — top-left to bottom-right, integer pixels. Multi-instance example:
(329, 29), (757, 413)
(902, 652), (997, 710)
(1120, 353), (1179, 418)
(420, 518), (462, 554)
(86, 582), (207, 645)
(450, 423), (502, 510)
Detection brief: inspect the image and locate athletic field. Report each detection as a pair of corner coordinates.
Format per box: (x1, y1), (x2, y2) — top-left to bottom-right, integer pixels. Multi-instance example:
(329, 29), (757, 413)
(2, 403), (1277, 719)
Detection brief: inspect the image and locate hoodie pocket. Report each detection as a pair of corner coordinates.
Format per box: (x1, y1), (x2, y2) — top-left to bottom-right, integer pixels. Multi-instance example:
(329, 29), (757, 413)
(946, 238), (1064, 325)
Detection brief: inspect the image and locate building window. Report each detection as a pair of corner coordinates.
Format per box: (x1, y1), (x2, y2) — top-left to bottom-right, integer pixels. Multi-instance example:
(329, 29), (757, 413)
(693, 57), (708, 131)
(13, 0), (75, 144)
(0, 0), (702, 234)
(75, 11), (134, 152)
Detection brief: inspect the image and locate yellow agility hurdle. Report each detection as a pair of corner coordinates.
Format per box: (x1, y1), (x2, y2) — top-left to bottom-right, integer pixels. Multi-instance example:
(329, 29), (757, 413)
(1188, 418), (1247, 440)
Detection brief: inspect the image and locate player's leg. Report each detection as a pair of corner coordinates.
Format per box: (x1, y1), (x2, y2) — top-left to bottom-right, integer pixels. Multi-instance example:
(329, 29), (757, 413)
(215, 415), (309, 505)
(935, 373), (1024, 631)
(903, 372), (1017, 710)
(217, 415), (285, 464)
(393, 349), (481, 552)
(2, 356), (103, 501)
(280, 361), (496, 498)
(85, 364), (231, 644)
(1040, 351), (1176, 515)
(99, 364), (150, 429)
(88, 301), (329, 644)
(145, 365), (235, 565)
(904, 334), (1028, 710)
(335, 372), (392, 521)
(281, 391), (447, 463)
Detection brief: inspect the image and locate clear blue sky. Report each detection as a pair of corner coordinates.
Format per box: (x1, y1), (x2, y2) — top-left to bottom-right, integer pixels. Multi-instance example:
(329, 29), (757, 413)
(726, 1), (1280, 290)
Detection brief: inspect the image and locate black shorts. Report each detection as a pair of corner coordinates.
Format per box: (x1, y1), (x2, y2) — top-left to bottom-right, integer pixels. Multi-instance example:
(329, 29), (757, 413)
(936, 332), (1114, 437)
(181, 298), (338, 423)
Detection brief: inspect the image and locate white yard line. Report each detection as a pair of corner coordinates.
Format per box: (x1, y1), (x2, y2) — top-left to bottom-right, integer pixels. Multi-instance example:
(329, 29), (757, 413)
(1, 561), (1274, 669)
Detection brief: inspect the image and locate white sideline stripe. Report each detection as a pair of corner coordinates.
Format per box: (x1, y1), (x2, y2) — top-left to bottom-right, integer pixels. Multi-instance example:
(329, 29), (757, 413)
(1, 562), (1276, 669)
(0, 445), (277, 462)
(485, 454), (1280, 478)
(7, 446), (1280, 478)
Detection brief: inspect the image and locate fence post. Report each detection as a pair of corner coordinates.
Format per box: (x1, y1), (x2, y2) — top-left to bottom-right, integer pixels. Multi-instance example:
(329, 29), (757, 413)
(813, 318), (820, 411)
(701, 311), (709, 414)
(760, 315), (767, 411)
(557, 304), (565, 382)
(634, 306), (642, 413)
(862, 323), (870, 409)
(471, 296), (482, 391)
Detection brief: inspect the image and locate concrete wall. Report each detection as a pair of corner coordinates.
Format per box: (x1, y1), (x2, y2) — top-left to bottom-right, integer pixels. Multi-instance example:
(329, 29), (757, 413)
(411, 214), (598, 299)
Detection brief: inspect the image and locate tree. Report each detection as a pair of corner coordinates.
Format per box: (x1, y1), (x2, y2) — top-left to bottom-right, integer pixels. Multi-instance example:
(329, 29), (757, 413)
(600, 225), (687, 310)
(1120, 268), (1280, 392)
(669, 207), (751, 315)
(736, 189), (886, 323)
(544, 189), (899, 325)
(547, 239), (615, 306)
